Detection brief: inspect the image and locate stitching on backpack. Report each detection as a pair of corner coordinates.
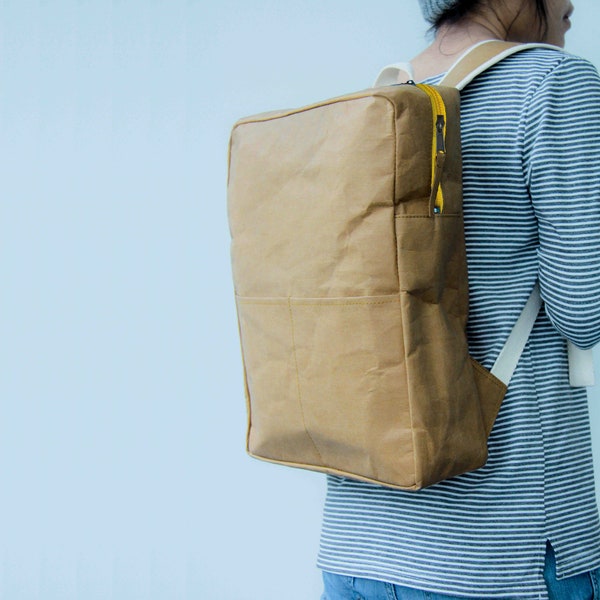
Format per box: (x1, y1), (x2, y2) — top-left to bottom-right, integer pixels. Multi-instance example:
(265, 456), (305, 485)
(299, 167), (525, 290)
(292, 298), (401, 307)
(287, 297), (325, 466)
(239, 297), (401, 306)
(399, 291), (420, 488)
(395, 213), (461, 219)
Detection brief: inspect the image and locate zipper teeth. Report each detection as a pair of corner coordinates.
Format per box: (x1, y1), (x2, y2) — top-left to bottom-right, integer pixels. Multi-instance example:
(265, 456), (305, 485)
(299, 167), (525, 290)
(417, 84), (445, 136)
(417, 84), (444, 115)
(415, 84), (447, 214)
(416, 84), (440, 169)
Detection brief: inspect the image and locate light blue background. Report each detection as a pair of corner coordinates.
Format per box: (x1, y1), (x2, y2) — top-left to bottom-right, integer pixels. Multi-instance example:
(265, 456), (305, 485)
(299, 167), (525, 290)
(1, 1), (599, 598)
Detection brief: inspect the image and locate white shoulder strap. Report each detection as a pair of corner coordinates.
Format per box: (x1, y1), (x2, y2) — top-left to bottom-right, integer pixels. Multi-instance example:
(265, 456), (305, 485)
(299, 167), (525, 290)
(491, 284), (542, 386)
(373, 62), (414, 87)
(568, 342), (595, 387)
(374, 40), (561, 89)
(492, 283), (595, 387)
(441, 40), (561, 90)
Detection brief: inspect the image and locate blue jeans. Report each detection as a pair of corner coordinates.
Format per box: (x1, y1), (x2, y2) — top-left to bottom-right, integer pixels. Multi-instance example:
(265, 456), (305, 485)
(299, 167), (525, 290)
(321, 543), (600, 599)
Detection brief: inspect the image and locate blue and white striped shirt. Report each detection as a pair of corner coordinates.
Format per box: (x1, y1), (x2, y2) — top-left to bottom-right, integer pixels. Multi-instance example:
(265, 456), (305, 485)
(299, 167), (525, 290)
(317, 48), (600, 599)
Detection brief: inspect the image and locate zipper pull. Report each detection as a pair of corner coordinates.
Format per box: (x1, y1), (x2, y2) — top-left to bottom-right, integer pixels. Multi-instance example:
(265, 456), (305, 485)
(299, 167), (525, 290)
(436, 115), (446, 154)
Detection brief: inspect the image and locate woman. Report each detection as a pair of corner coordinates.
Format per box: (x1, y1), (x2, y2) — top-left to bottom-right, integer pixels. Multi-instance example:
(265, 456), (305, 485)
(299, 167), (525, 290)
(319, 1), (600, 599)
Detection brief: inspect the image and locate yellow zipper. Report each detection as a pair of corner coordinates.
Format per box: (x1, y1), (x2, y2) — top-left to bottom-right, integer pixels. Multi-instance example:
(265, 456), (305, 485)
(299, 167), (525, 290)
(416, 83), (447, 214)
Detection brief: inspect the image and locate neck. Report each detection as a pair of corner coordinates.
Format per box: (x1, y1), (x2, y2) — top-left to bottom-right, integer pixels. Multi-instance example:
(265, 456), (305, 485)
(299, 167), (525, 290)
(410, 20), (507, 81)
(433, 20), (507, 57)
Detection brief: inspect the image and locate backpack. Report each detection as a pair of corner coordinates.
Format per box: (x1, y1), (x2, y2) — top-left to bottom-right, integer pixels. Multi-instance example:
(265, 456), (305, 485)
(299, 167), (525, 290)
(226, 41), (585, 491)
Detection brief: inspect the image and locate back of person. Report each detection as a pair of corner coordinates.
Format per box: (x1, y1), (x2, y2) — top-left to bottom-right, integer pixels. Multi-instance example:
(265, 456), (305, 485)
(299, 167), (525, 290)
(319, 1), (600, 599)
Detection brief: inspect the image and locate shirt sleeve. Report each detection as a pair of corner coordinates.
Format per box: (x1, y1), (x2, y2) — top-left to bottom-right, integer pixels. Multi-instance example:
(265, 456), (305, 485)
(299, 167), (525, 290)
(523, 54), (600, 349)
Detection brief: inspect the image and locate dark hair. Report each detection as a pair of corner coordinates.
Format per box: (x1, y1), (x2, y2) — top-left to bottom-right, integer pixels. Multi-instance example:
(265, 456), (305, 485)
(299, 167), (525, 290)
(432, 0), (549, 40)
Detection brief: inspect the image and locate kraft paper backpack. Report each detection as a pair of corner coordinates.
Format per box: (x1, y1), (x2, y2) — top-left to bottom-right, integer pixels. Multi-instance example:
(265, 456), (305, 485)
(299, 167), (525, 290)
(227, 41), (592, 491)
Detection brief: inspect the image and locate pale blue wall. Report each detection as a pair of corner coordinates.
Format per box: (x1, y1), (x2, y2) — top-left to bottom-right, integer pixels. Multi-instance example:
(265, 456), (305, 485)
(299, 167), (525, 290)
(1, 1), (598, 598)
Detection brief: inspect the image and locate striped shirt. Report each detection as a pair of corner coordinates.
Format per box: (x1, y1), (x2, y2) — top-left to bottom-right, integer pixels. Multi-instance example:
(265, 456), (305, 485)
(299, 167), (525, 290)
(317, 48), (600, 599)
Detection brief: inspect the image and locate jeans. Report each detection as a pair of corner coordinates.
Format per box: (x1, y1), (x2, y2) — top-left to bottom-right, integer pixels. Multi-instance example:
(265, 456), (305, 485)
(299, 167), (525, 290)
(321, 542), (600, 599)
(544, 542), (600, 600)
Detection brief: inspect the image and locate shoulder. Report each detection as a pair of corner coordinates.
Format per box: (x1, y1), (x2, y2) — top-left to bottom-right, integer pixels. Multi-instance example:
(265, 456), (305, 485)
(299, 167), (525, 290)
(462, 47), (600, 106)
(489, 47), (599, 86)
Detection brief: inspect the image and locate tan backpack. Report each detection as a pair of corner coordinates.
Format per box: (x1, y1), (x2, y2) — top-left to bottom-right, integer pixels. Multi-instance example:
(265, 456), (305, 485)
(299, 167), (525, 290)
(227, 42), (550, 490)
